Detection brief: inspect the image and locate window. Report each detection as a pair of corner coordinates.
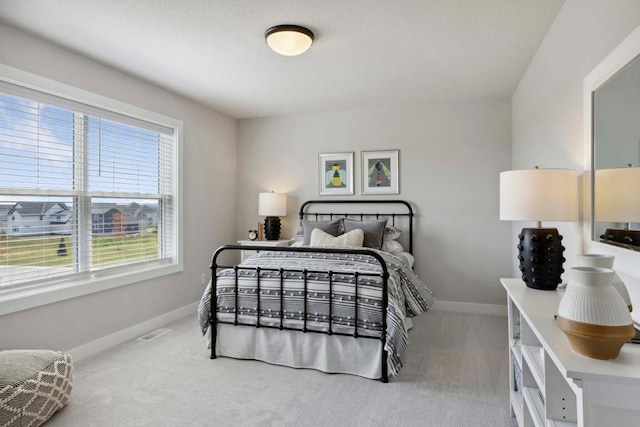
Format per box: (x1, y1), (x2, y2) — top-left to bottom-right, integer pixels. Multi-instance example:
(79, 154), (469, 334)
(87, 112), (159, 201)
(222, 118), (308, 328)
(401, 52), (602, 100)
(0, 74), (181, 312)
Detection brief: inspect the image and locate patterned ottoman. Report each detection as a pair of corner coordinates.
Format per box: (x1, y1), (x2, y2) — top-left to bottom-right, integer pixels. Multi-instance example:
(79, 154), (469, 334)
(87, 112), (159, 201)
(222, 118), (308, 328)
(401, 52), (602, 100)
(0, 350), (73, 427)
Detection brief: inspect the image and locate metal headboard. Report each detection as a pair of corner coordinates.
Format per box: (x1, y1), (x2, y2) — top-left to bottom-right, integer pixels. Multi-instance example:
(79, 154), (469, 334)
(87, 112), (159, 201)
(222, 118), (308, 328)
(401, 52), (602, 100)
(298, 200), (414, 254)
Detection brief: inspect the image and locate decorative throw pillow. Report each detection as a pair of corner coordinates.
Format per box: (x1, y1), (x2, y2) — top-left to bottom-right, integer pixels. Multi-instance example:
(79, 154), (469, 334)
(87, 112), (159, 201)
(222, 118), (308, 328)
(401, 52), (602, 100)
(384, 225), (402, 241)
(310, 228), (364, 248)
(343, 218), (388, 249)
(302, 219), (342, 246)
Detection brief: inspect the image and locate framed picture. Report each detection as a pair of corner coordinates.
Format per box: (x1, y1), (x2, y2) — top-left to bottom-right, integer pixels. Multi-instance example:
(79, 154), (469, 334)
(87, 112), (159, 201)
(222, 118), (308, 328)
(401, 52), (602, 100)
(361, 150), (399, 195)
(318, 152), (354, 195)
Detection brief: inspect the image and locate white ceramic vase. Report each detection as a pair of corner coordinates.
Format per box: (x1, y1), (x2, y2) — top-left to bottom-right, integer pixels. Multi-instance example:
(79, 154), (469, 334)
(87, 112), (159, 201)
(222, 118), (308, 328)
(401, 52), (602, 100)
(557, 266), (634, 360)
(576, 254), (632, 311)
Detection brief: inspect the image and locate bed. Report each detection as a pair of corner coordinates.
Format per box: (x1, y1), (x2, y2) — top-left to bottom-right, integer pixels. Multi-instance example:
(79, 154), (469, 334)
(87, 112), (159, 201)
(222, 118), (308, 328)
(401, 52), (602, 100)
(198, 200), (435, 382)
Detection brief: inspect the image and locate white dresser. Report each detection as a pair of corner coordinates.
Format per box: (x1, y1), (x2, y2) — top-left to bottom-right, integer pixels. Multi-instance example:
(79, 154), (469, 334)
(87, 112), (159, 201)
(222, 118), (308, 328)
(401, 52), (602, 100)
(502, 278), (640, 427)
(237, 239), (291, 262)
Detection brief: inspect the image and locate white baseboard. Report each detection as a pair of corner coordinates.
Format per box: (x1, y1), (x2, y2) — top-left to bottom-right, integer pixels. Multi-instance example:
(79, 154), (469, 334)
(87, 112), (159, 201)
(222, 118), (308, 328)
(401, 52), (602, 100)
(66, 300), (502, 361)
(432, 300), (507, 316)
(67, 302), (198, 362)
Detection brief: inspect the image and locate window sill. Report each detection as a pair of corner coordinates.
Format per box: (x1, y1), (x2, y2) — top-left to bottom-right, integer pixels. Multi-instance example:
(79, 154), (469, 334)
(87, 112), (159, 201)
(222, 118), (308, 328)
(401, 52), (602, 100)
(0, 262), (183, 316)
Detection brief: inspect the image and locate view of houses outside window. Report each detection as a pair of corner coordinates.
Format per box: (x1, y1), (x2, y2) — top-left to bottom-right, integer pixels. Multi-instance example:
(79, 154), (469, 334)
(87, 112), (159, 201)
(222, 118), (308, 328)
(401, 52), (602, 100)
(0, 87), (175, 290)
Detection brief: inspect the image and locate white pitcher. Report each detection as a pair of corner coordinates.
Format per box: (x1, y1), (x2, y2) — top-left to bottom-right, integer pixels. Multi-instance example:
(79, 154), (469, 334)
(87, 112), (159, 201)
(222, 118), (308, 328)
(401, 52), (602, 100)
(576, 254), (632, 311)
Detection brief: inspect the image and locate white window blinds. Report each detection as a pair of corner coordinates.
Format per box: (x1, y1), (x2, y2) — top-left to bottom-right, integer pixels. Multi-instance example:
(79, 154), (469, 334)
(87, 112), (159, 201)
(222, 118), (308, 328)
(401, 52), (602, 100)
(0, 81), (177, 289)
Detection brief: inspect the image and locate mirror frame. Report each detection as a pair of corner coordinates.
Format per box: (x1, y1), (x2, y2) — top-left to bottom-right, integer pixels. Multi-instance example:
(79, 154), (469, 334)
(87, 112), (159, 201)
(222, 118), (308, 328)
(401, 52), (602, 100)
(584, 25), (640, 259)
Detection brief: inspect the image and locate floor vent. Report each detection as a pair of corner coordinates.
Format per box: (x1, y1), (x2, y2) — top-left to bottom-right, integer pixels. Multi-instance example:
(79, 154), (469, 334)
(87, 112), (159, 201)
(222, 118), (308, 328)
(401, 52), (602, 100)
(137, 328), (172, 342)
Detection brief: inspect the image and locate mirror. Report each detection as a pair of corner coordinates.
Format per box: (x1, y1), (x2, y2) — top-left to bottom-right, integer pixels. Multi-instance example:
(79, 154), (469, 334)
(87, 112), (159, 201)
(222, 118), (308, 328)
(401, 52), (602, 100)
(591, 52), (640, 251)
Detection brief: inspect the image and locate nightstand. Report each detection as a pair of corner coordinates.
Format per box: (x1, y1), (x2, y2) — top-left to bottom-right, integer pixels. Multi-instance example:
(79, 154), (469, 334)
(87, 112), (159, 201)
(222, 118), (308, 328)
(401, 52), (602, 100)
(237, 239), (291, 262)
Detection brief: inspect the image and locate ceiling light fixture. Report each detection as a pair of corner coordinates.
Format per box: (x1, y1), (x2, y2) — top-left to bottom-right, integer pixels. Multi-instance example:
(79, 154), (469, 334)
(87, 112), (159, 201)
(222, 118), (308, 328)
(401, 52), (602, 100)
(265, 25), (314, 56)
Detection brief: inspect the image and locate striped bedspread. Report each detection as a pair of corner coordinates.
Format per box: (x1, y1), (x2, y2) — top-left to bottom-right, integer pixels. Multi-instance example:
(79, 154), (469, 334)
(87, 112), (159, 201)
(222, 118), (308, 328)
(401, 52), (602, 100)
(198, 249), (435, 378)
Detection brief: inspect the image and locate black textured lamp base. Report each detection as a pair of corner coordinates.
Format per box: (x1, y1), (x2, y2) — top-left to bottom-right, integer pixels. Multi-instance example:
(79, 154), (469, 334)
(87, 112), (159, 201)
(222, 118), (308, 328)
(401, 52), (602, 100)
(517, 227), (566, 291)
(264, 216), (281, 241)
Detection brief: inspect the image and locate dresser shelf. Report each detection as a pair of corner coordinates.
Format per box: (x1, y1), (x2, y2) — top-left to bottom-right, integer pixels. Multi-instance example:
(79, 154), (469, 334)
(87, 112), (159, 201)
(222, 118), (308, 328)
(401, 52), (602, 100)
(503, 278), (640, 427)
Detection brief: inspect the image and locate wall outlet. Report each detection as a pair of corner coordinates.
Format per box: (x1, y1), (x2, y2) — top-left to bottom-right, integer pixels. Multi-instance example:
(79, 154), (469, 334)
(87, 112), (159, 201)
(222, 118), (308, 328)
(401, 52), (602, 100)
(201, 272), (207, 285)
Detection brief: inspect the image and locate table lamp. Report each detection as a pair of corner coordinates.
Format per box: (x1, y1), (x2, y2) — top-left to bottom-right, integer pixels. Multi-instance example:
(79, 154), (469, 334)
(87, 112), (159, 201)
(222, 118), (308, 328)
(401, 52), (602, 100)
(259, 192), (287, 240)
(500, 167), (578, 290)
(595, 164), (640, 247)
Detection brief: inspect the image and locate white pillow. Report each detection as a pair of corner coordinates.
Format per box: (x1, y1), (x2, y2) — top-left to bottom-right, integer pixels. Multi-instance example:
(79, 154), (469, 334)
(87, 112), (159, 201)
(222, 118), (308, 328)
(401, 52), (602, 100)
(291, 230), (304, 246)
(310, 228), (364, 247)
(393, 251), (415, 269)
(381, 240), (404, 254)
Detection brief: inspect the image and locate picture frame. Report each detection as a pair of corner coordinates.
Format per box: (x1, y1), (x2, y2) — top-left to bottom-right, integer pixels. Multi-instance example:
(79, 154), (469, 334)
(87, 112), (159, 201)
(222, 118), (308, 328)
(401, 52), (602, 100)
(318, 152), (354, 195)
(361, 150), (399, 195)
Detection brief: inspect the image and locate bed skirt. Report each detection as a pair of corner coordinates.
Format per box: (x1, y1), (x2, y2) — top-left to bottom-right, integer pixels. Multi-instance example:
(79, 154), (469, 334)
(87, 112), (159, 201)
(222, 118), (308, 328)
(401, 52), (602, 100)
(213, 324), (383, 380)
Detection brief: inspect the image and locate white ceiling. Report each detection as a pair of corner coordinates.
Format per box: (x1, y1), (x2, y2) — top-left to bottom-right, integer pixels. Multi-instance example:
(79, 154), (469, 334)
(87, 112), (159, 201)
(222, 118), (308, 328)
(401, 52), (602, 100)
(0, 0), (565, 119)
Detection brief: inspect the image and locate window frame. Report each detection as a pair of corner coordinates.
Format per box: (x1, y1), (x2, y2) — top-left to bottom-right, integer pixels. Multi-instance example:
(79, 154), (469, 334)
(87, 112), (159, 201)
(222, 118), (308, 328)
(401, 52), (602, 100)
(0, 63), (183, 316)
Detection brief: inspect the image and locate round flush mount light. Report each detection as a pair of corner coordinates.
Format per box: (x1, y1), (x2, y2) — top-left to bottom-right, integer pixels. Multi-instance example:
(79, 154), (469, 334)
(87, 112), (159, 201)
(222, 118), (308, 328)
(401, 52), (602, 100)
(265, 25), (314, 56)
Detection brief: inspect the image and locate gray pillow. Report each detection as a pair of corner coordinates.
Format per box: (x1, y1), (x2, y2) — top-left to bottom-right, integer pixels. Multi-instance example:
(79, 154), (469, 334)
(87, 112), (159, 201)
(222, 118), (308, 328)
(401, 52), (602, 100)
(302, 219), (342, 246)
(343, 218), (388, 249)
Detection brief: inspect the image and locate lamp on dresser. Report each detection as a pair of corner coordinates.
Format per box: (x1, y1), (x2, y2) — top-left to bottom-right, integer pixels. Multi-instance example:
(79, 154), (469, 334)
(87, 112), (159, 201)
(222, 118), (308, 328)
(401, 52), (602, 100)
(595, 164), (640, 248)
(500, 167), (578, 290)
(259, 192), (287, 241)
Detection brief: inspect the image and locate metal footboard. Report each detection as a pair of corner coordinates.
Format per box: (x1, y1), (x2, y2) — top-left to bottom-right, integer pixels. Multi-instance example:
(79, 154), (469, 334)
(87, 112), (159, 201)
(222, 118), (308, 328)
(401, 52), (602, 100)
(209, 245), (390, 383)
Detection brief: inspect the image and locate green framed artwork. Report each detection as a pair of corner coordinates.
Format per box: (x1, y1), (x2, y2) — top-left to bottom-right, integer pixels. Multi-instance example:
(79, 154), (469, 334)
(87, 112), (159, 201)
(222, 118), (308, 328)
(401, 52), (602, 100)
(361, 150), (399, 195)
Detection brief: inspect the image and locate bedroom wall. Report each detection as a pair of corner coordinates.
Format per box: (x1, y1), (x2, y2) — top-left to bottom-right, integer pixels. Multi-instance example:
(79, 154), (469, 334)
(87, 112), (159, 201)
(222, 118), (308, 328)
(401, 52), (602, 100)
(0, 24), (237, 350)
(512, 0), (640, 318)
(236, 101), (513, 306)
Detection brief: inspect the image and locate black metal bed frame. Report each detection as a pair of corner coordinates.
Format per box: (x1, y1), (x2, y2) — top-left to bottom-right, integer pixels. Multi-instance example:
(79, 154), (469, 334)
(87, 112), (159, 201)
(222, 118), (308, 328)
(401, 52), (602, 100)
(209, 200), (414, 383)
(298, 199), (414, 254)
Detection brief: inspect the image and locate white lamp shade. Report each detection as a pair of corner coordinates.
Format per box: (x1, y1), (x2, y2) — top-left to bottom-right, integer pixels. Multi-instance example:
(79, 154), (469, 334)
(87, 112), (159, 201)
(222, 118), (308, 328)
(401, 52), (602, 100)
(595, 166), (640, 222)
(500, 168), (578, 222)
(266, 29), (313, 56)
(259, 192), (287, 217)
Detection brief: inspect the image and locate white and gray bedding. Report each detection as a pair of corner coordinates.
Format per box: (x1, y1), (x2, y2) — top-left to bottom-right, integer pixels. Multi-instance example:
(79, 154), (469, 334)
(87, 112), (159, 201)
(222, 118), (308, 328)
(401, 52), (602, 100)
(198, 249), (435, 378)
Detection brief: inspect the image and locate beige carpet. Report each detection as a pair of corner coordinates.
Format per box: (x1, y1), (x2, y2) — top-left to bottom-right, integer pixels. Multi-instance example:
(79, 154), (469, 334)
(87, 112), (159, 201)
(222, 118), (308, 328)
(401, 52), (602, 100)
(47, 310), (518, 427)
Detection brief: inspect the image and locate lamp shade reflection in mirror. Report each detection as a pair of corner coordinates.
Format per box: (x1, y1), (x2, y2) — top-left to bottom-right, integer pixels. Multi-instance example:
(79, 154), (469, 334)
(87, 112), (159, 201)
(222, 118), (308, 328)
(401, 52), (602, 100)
(590, 33), (640, 251)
